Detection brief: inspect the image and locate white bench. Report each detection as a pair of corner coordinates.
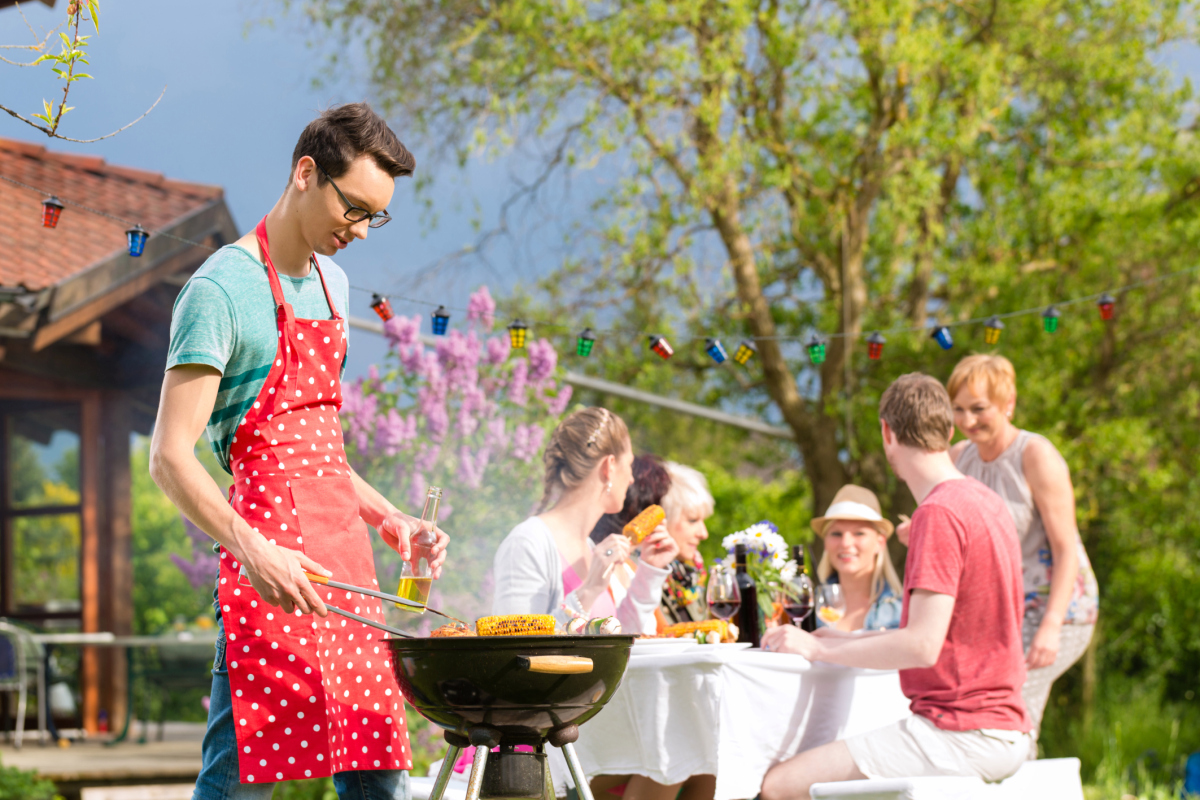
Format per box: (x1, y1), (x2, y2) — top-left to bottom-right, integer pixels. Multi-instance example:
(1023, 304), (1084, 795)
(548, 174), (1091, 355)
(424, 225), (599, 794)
(810, 758), (1083, 800)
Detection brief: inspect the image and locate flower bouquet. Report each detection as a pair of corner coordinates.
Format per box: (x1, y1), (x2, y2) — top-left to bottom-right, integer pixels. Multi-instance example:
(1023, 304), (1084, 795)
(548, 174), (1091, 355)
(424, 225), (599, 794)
(718, 521), (797, 625)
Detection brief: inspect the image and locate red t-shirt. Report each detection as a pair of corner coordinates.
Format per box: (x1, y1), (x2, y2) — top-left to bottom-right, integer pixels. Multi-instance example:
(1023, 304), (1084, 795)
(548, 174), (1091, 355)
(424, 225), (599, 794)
(900, 477), (1030, 732)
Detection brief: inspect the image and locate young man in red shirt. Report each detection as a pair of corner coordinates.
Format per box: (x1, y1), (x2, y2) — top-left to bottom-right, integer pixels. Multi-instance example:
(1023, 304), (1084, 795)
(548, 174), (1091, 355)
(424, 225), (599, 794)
(761, 373), (1030, 800)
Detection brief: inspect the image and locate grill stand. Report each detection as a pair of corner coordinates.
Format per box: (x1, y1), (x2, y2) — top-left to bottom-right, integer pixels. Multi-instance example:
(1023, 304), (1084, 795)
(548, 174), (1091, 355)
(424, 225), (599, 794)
(429, 725), (596, 800)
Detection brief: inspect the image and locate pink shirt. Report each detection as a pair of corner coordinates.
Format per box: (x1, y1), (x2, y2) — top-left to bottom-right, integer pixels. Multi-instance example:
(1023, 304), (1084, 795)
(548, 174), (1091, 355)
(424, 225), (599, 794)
(900, 477), (1030, 732)
(561, 554), (619, 619)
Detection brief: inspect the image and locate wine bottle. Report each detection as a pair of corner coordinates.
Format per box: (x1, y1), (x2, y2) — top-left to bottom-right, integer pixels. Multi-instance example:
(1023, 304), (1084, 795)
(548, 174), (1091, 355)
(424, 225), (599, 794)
(396, 486), (441, 612)
(794, 544), (818, 633)
(734, 543), (761, 647)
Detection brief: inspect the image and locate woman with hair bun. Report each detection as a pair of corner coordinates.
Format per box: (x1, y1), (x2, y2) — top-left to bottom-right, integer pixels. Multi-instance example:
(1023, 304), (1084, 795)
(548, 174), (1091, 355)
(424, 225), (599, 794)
(492, 407), (679, 634)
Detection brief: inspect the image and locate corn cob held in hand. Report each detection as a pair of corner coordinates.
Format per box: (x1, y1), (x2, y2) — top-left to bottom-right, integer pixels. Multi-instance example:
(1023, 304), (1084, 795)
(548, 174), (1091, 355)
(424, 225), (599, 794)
(623, 504), (666, 544)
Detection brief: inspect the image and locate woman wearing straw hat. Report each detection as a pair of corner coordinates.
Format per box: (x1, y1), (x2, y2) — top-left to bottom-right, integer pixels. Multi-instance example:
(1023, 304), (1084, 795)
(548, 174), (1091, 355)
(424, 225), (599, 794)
(811, 485), (904, 632)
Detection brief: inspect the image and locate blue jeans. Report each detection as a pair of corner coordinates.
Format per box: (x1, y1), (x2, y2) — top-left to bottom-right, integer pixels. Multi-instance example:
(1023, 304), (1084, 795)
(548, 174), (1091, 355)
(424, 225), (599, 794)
(193, 617), (411, 800)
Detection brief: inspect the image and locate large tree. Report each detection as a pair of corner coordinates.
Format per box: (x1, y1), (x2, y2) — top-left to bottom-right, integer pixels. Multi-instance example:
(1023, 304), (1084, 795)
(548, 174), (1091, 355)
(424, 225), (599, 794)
(300, 0), (1194, 515)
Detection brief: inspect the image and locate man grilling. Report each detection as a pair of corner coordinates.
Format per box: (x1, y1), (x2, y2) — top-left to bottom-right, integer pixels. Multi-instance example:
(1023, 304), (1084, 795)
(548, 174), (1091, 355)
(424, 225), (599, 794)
(150, 103), (449, 800)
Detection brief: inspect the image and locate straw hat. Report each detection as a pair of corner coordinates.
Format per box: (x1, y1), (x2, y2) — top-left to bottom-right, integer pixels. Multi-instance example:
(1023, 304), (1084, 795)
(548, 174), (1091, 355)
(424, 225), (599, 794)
(809, 485), (894, 538)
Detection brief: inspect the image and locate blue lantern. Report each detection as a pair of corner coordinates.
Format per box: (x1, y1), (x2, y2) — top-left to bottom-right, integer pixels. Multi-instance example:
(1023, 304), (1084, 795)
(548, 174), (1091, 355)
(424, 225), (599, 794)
(431, 305), (450, 335)
(931, 326), (954, 350)
(705, 338), (728, 364)
(126, 224), (149, 257)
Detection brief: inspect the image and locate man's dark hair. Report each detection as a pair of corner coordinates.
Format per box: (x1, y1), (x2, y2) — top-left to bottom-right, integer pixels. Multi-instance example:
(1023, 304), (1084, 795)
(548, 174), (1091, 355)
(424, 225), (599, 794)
(292, 103), (415, 182)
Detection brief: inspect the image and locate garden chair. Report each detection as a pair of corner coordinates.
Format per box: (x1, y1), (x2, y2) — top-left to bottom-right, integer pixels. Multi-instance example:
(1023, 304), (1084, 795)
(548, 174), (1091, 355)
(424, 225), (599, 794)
(0, 620), (47, 748)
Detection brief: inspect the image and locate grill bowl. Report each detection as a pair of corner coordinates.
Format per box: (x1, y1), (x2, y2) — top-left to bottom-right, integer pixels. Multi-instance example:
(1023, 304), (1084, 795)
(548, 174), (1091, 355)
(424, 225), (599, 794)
(385, 634), (634, 742)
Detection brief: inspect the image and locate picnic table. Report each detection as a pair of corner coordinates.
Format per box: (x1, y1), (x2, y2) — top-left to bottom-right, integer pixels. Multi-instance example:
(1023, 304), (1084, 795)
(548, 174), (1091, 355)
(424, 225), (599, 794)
(32, 631), (218, 745)
(571, 640), (913, 800)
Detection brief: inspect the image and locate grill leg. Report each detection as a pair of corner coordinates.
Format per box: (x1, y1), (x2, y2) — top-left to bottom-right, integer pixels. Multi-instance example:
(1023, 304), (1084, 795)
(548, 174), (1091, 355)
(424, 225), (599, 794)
(464, 745), (490, 800)
(559, 743), (594, 800)
(428, 744), (462, 800)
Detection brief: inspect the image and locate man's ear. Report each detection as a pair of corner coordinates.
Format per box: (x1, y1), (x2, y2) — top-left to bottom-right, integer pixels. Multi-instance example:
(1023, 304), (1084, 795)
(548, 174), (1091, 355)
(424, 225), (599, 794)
(880, 419), (894, 446)
(293, 156), (317, 192)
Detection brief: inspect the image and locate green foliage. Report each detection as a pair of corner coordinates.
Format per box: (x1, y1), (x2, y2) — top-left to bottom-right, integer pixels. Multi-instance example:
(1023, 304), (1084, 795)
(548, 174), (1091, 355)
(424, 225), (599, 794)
(130, 438), (216, 636)
(0, 757), (62, 800)
(29, 1), (100, 133)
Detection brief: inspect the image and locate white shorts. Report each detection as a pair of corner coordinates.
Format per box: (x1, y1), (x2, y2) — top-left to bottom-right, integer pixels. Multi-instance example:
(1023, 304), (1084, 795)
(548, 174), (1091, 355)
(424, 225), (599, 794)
(844, 715), (1031, 784)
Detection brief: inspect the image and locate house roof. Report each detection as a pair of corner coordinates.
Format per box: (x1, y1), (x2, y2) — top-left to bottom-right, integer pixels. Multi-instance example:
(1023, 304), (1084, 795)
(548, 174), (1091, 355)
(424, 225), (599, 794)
(0, 136), (224, 291)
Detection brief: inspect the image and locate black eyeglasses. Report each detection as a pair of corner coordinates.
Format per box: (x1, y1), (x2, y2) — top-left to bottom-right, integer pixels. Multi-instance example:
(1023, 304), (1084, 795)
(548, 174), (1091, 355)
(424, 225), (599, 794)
(313, 161), (392, 228)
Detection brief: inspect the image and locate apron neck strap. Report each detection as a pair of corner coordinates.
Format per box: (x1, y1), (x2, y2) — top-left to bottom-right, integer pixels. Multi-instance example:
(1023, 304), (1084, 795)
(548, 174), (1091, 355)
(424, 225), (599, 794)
(254, 216), (340, 318)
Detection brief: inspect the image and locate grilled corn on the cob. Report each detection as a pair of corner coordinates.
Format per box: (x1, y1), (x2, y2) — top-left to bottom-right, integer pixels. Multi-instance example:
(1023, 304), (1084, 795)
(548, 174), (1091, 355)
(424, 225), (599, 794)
(663, 619), (734, 643)
(475, 614), (557, 636)
(623, 504), (665, 544)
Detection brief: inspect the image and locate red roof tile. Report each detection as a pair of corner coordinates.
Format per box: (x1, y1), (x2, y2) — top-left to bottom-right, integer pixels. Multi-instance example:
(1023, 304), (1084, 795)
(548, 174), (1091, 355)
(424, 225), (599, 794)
(0, 136), (225, 291)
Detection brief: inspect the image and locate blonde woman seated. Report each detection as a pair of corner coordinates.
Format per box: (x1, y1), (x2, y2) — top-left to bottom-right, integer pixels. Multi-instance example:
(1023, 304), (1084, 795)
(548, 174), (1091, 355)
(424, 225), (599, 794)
(812, 485), (903, 631)
(492, 407), (679, 634)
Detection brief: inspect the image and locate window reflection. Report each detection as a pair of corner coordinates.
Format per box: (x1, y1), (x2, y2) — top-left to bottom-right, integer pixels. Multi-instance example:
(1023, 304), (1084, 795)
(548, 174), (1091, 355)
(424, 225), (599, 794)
(2, 400), (83, 624)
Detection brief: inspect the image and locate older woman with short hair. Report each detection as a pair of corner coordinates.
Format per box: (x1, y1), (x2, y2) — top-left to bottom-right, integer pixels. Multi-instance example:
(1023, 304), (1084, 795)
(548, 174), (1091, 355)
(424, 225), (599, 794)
(946, 354), (1099, 759)
(658, 462), (716, 624)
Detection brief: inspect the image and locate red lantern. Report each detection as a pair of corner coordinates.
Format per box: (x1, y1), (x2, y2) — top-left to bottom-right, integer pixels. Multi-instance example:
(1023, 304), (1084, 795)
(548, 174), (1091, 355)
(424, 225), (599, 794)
(649, 335), (674, 360)
(371, 293), (394, 322)
(41, 196), (64, 229)
(866, 331), (886, 360)
(1097, 292), (1116, 321)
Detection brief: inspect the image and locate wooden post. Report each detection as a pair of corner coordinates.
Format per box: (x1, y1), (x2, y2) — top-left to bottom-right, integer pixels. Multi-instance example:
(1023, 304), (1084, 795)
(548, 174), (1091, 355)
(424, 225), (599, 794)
(79, 390), (103, 734)
(99, 393), (133, 733)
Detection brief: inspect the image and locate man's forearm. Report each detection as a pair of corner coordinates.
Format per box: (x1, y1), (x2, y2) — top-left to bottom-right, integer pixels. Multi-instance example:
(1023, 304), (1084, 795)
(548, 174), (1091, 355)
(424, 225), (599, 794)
(811, 628), (938, 670)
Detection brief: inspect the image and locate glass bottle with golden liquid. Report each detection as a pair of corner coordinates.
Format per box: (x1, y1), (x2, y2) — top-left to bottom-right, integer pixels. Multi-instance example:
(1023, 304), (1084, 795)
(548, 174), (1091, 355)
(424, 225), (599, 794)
(396, 486), (440, 612)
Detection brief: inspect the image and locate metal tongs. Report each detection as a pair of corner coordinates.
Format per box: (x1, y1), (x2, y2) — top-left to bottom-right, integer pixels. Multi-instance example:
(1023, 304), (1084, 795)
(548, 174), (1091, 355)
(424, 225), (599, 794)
(303, 572), (466, 638)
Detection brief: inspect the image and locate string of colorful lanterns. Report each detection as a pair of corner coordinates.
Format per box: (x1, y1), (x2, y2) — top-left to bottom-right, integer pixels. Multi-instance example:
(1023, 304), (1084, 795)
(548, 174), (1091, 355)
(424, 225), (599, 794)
(3, 172), (1164, 368)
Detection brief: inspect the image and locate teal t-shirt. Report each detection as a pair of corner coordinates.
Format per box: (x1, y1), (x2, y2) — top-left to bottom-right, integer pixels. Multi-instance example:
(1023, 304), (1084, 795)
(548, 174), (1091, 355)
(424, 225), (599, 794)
(166, 244), (351, 474)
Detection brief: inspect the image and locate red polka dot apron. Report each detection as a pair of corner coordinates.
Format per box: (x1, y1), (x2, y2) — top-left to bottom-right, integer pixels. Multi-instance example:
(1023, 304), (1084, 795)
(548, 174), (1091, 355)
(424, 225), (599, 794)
(216, 217), (412, 785)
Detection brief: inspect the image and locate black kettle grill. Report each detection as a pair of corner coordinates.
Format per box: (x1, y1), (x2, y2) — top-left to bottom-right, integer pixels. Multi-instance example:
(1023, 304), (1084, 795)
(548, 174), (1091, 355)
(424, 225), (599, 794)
(385, 633), (635, 800)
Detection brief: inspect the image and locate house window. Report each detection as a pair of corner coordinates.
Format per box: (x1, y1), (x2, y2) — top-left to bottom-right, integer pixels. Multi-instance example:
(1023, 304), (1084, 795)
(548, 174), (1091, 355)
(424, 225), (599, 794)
(1, 400), (82, 628)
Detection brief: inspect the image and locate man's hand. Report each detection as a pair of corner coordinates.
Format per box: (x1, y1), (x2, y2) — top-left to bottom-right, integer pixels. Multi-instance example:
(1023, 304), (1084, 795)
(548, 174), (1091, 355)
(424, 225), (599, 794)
(637, 524), (679, 569)
(378, 511), (450, 578)
(237, 534), (331, 616)
(761, 623), (821, 660)
(896, 514), (912, 546)
(1027, 618), (1061, 668)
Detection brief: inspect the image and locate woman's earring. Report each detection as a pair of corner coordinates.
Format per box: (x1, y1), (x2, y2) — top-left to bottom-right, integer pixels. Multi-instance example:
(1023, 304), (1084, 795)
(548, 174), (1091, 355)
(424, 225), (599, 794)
(606, 481), (613, 494)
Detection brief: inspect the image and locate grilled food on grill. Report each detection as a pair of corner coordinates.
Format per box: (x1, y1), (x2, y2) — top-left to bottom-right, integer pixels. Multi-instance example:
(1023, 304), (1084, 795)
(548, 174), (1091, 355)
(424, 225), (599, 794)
(475, 614), (558, 636)
(662, 619), (737, 643)
(623, 504), (666, 544)
(430, 622), (474, 637)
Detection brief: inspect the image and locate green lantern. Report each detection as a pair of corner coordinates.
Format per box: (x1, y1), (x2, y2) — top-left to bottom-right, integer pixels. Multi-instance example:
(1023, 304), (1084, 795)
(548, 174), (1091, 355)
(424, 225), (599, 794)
(576, 328), (596, 357)
(806, 335), (826, 365)
(1042, 306), (1061, 334)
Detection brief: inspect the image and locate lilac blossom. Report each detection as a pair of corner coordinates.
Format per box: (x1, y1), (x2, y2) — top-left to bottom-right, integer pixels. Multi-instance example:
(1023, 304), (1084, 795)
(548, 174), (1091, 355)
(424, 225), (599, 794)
(484, 417), (509, 451)
(384, 314), (422, 350)
(171, 517), (220, 590)
(456, 445), (491, 488)
(377, 409), (417, 456)
(437, 329), (481, 393)
(484, 335), (510, 365)
(527, 339), (557, 382)
(511, 424), (546, 463)
(508, 358), (529, 407)
(467, 286), (496, 331)
(547, 385), (574, 415)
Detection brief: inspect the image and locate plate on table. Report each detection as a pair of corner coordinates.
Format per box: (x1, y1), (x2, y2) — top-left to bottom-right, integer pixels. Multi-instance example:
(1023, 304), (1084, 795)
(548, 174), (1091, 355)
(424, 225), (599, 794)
(632, 638), (699, 653)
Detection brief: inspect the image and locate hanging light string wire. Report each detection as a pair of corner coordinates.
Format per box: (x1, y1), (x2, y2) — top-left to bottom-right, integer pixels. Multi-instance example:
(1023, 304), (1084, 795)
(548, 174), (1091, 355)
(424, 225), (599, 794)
(4, 170), (1190, 345)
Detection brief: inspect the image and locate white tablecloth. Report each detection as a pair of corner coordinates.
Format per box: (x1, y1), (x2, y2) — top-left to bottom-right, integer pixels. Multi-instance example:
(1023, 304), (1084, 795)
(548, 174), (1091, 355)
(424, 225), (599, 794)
(573, 644), (913, 800)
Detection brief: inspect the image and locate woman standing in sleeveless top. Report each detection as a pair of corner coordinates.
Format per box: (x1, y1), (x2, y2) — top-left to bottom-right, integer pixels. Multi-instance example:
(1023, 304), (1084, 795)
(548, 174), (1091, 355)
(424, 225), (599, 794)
(945, 355), (1099, 759)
